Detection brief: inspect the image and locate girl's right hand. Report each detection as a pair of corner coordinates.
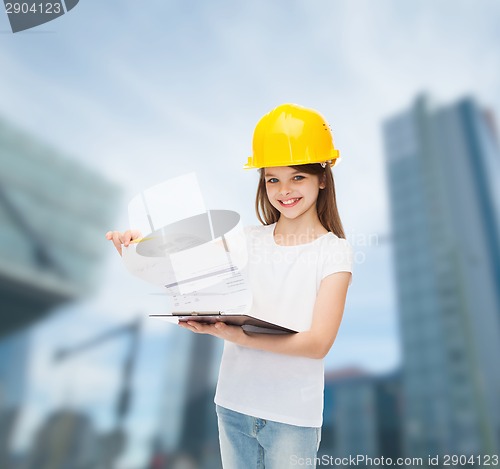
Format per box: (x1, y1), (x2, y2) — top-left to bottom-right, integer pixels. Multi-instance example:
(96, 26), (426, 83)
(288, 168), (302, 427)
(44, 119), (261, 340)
(105, 230), (142, 256)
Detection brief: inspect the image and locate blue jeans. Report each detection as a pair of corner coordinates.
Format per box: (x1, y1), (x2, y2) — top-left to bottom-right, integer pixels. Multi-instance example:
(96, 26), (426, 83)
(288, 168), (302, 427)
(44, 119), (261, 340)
(216, 405), (321, 468)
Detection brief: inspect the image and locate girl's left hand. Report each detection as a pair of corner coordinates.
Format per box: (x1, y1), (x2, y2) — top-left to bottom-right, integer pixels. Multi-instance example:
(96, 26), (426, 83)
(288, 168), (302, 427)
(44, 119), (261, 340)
(178, 320), (246, 344)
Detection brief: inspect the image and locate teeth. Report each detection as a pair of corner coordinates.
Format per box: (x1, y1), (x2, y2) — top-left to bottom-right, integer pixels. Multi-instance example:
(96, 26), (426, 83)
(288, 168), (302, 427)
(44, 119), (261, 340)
(281, 198), (299, 205)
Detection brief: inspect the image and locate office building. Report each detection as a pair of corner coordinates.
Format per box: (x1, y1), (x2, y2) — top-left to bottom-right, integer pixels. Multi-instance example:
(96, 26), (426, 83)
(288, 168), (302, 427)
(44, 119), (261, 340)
(0, 330), (30, 409)
(154, 331), (222, 466)
(27, 409), (98, 469)
(0, 115), (121, 468)
(323, 368), (402, 463)
(0, 116), (121, 337)
(0, 330), (30, 468)
(383, 95), (500, 459)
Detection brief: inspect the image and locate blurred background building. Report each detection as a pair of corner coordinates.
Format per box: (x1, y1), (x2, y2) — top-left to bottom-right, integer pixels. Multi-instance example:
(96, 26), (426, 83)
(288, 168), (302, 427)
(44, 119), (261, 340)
(0, 116), (121, 337)
(0, 330), (30, 408)
(0, 116), (121, 468)
(0, 330), (30, 468)
(26, 409), (99, 469)
(321, 368), (402, 465)
(383, 95), (500, 460)
(151, 333), (222, 469)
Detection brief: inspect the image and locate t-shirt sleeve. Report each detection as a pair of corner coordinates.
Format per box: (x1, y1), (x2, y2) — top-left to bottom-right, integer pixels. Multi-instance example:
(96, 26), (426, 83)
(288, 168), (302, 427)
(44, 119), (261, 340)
(321, 238), (354, 286)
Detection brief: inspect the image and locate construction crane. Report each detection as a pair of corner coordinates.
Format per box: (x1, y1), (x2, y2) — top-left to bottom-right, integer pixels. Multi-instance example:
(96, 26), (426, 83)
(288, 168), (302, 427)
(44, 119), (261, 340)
(52, 317), (142, 469)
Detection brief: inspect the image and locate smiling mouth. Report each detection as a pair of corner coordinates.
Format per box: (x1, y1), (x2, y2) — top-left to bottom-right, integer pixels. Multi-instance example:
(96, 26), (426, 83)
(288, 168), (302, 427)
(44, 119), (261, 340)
(278, 198), (302, 207)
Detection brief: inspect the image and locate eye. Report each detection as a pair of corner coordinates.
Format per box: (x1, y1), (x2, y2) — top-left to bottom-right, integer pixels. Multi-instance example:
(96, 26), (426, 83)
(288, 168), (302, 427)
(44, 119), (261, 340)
(293, 175), (305, 181)
(266, 178), (279, 184)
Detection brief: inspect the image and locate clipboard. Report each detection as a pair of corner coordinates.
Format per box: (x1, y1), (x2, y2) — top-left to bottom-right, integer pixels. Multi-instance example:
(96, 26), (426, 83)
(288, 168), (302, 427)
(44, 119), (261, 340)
(149, 312), (298, 334)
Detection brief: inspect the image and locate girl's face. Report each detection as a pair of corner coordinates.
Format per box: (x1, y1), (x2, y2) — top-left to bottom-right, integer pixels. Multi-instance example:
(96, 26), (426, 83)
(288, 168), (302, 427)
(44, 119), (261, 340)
(264, 166), (325, 221)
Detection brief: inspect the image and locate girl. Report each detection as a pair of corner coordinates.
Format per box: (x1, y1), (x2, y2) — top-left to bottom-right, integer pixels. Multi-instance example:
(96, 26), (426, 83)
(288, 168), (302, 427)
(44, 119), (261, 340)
(106, 103), (353, 469)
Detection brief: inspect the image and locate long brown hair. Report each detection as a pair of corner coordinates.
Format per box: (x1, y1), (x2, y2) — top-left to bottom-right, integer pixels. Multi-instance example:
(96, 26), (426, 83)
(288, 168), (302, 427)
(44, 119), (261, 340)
(254, 164), (346, 239)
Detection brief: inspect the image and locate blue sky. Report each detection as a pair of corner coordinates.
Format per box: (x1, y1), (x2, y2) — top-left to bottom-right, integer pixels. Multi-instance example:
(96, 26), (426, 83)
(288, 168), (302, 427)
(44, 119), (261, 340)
(1, 1), (500, 467)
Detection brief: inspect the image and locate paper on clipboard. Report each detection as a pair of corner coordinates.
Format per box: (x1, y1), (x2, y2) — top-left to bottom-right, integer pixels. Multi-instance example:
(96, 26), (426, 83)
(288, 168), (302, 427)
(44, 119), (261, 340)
(121, 173), (251, 311)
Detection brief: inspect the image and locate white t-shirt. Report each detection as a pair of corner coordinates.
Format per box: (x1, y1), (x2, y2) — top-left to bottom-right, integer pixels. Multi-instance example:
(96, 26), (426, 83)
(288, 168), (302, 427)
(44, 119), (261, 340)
(214, 222), (354, 427)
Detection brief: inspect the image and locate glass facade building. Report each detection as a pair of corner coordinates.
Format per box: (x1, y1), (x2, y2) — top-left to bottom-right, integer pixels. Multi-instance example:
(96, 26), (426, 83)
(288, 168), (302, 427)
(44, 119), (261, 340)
(383, 95), (500, 459)
(323, 369), (402, 463)
(0, 330), (30, 409)
(0, 116), (121, 337)
(154, 331), (223, 466)
(0, 115), (121, 467)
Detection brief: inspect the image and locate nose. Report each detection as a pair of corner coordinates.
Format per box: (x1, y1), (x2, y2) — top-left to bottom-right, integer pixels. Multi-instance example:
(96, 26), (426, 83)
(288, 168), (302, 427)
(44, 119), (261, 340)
(278, 182), (292, 196)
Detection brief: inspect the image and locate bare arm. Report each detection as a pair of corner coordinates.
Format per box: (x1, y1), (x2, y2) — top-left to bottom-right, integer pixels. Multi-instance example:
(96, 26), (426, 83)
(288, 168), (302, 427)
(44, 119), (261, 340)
(179, 271), (352, 359)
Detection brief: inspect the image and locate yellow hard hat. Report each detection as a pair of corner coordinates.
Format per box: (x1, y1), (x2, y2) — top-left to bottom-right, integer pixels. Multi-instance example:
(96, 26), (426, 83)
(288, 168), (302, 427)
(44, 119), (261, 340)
(244, 103), (340, 169)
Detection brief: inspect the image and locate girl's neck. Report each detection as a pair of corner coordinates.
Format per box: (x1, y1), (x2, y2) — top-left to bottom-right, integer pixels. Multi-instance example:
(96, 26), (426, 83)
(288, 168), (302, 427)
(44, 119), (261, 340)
(274, 215), (327, 246)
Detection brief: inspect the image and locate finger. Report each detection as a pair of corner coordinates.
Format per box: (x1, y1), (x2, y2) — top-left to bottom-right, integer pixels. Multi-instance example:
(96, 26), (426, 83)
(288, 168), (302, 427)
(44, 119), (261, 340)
(131, 230), (142, 241)
(122, 230), (133, 247)
(106, 230), (120, 243)
(111, 231), (123, 256)
(187, 321), (203, 331)
(187, 321), (217, 334)
(122, 230), (143, 246)
(179, 322), (203, 334)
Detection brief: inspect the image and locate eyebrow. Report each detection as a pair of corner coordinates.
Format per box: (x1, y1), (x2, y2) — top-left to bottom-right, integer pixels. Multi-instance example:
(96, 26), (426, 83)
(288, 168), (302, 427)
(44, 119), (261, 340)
(265, 170), (304, 177)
